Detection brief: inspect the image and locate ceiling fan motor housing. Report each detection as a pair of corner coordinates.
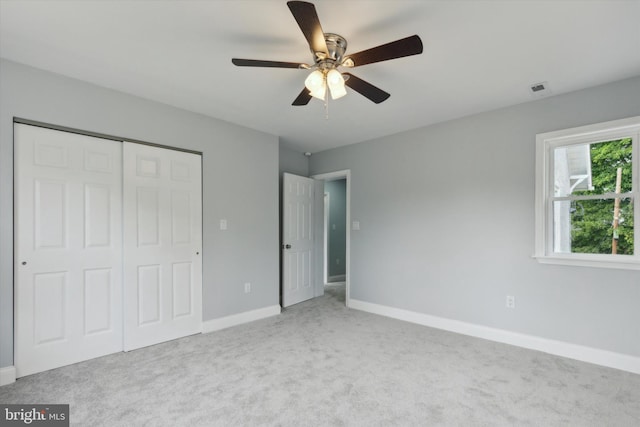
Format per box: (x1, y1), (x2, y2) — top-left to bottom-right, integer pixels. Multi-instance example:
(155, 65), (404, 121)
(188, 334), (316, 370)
(316, 33), (347, 69)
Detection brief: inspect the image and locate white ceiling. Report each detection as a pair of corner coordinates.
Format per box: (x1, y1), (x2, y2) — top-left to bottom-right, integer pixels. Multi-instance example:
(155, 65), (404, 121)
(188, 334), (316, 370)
(1, 0), (639, 153)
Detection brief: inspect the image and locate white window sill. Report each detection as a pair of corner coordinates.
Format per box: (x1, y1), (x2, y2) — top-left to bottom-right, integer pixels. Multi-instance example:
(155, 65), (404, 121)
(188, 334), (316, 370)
(533, 254), (640, 270)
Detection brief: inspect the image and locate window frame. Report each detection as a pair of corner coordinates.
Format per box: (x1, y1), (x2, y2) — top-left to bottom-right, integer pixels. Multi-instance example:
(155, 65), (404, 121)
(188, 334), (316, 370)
(534, 116), (640, 270)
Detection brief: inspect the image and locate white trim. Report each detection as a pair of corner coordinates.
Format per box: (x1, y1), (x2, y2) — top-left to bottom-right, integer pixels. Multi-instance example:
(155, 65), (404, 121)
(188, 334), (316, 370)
(312, 170), (351, 307)
(350, 299), (640, 375)
(323, 192), (330, 285)
(328, 274), (346, 282)
(0, 366), (16, 386)
(202, 305), (281, 333)
(533, 254), (640, 270)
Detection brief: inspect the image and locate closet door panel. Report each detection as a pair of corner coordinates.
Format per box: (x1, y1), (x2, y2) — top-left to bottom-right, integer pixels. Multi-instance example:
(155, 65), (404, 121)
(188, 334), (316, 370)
(123, 142), (202, 351)
(14, 124), (123, 377)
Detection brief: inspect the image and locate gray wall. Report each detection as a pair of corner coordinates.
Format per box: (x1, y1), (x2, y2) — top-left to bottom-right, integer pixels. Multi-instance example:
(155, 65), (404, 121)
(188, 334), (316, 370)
(0, 59), (280, 368)
(325, 179), (346, 278)
(279, 145), (309, 178)
(310, 76), (640, 357)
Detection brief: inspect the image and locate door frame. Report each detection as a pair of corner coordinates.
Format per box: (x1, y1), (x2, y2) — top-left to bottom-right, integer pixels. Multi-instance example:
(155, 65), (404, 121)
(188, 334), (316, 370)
(311, 170), (351, 307)
(323, 191), (329, 285)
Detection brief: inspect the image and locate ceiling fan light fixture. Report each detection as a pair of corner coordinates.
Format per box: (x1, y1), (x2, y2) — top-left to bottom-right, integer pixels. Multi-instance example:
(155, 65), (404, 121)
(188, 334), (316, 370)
(326, 69), (346, 99)
(305, 69), (326, 99)
(329, 84), (347, 100)
(232, 2), (424, 108)
(309, 85), (326, 100)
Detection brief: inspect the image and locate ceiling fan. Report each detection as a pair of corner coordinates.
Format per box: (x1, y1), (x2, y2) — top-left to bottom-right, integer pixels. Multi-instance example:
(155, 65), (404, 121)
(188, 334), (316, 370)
(232, 1), (423, 106)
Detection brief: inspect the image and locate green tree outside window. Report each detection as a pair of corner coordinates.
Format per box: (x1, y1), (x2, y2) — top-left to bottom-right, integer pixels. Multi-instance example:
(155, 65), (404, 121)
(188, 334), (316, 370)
(570, 138), (633, 255)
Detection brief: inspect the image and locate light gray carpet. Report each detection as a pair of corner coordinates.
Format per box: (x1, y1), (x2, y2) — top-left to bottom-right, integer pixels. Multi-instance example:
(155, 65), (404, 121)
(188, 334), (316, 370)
(1, 283), (639, 426)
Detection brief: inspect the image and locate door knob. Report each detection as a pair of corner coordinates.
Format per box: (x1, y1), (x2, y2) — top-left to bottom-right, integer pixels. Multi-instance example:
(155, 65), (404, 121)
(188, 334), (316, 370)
(284, 244), (291, 249)
(22, 261), (27, 265)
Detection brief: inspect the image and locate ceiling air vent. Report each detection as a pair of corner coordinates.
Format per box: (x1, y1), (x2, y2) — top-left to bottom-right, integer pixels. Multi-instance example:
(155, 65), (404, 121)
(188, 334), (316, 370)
(529, 81), (552, 98)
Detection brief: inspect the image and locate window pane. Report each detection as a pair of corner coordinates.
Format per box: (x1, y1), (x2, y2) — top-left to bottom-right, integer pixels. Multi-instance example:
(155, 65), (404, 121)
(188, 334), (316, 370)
(553, 138), (632, 197)
(553, 198), (634, 255)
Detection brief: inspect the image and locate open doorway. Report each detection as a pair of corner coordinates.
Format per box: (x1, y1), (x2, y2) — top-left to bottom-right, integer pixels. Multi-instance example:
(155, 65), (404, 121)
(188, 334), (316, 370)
(324, 179), (346, 283)
(312, 170), (350, 307)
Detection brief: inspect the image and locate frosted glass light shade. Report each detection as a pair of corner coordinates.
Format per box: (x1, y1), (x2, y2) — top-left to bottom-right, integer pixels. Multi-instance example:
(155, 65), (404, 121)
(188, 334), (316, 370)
(327, 69), (347, 100)
(305, 70), (326, 100)
(309, 86), (326, 100)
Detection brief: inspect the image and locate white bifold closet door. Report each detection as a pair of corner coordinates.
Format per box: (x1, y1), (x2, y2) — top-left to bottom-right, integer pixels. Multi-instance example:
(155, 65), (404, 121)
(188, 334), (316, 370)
(14, 124), (124, 378)
(122, 142), (202, 351)
(15, 125), (202, 377)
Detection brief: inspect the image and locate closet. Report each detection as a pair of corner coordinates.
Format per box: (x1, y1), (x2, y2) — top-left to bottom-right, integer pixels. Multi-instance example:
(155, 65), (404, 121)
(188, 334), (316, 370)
(14, 123), (202, 377)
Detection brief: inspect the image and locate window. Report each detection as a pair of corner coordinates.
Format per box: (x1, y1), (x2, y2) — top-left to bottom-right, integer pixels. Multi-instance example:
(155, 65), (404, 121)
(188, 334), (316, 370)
(535, 116), (640, 269)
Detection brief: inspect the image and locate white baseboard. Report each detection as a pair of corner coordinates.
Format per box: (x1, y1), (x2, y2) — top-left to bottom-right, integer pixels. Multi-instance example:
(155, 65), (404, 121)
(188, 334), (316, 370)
(350, 299), (640, 375)
(328, 274), (346, 282)
(0, 365), (16, 386)
(202, 305), (281, 333)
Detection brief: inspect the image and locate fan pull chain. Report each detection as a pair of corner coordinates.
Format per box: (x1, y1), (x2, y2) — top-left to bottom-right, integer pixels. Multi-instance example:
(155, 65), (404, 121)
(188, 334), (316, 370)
(324, 83), (329, 120)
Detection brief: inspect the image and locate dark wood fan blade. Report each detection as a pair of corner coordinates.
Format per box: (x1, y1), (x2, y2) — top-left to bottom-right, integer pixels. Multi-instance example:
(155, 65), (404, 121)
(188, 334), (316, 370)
(232, 58), (303, 68)
(292, 88), (312, 106)
(343, 73), (390, 104)
(344, 35), (423, 67)
(287, 1), (328, 56)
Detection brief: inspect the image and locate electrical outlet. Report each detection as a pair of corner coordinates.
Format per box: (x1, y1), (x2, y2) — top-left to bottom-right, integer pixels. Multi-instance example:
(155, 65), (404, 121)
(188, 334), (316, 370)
(244, 282), (251, 293)
(506, 295), (515, 309)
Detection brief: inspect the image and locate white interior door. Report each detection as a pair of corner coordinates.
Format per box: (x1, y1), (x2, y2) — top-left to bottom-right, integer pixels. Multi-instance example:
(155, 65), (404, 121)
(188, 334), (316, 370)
(123, 142), (202, 351)
(15, 124), (123, 377)
(282, 173), (316, 307)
